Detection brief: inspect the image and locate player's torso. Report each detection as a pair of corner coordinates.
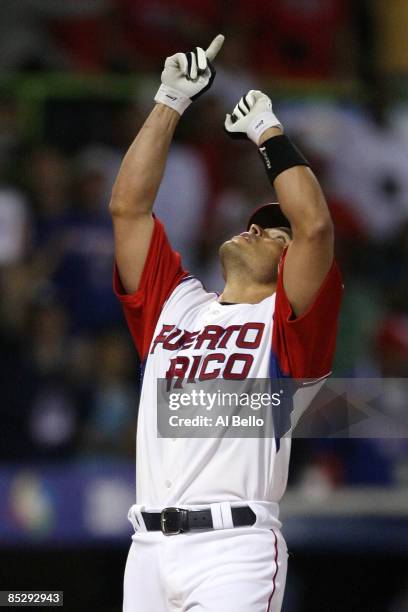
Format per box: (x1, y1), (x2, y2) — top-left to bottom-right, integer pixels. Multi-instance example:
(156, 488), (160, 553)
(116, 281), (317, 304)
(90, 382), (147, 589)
(150, 281), (274, 381)
(137, 277), (291, 508)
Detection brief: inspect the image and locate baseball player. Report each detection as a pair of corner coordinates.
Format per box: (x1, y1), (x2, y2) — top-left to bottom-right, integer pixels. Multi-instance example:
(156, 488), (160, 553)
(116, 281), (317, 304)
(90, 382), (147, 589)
(110, 34), (342, 612)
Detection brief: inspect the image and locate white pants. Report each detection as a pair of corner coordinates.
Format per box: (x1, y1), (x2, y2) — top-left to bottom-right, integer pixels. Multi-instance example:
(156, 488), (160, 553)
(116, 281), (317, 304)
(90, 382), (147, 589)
(123, 520), (288, 612)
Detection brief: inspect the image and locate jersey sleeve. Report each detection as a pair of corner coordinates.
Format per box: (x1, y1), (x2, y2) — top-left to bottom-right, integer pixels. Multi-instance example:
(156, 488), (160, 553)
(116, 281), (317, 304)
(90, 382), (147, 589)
(272, 250), (343, 379)
(113, 217), (188, 360)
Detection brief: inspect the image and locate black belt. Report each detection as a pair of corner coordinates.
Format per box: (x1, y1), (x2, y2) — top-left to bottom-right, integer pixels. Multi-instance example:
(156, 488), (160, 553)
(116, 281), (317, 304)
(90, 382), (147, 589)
(142, 506), (256, 535)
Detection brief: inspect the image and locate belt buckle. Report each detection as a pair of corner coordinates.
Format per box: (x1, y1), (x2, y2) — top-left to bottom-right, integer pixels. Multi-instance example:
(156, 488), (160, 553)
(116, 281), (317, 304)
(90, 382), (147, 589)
(160, 507), (184, 535)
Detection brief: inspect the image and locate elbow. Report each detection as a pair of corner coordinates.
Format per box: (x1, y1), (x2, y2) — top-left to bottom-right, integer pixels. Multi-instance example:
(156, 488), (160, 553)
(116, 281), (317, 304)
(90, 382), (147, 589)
(110, 183), (153, 218)
(295, 211), (334, 242)
(109, 181), (127, 216)
(109, 187), (139, 217)
(109, 196), (127, 217)
(309, 215), (333, 241)
(109, 193), (152, 220)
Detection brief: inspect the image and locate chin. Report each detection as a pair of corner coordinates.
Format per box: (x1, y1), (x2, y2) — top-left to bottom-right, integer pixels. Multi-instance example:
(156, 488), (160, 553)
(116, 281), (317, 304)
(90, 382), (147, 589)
(219, 239), (241, 269)
(219, 239), (235, 256)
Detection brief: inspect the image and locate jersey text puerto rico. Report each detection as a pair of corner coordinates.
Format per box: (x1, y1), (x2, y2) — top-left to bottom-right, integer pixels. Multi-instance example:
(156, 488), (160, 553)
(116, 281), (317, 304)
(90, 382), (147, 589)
(151, 323), (265, 387)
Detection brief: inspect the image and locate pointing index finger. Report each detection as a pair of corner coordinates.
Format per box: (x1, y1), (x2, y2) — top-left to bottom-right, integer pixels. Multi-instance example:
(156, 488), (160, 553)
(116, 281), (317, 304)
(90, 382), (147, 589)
(205, 34), (225, 61)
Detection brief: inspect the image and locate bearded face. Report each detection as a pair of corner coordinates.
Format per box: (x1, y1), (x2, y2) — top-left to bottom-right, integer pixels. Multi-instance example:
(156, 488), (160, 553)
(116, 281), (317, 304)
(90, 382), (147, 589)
(219, 225), (292, 284)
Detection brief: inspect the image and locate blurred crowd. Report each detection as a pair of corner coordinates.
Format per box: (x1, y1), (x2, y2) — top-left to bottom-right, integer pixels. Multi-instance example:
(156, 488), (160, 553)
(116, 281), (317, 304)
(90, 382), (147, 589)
(0, 0), (364, 77)
(0, 0), (408, 491)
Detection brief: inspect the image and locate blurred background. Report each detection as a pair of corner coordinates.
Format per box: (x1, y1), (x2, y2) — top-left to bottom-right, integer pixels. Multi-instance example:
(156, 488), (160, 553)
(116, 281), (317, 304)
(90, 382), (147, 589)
(0, 1), (407, 611)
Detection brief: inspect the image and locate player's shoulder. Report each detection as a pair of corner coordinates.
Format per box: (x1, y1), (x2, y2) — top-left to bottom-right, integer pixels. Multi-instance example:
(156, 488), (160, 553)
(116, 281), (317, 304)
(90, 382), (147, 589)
(163, 274), (217, 311)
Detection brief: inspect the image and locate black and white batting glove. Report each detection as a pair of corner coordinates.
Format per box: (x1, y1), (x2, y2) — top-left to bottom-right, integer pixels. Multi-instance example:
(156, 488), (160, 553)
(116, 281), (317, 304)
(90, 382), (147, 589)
(154, 34), (225, 116)
(224, 90), (283, 146)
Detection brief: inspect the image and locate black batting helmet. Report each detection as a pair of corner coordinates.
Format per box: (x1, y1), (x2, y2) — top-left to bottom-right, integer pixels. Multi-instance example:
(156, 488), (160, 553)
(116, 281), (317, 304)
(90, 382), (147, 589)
(246, 202), (291, 232)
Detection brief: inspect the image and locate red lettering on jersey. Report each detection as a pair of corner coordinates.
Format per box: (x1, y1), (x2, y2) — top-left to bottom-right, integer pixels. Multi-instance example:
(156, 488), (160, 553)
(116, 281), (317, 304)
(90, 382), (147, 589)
(163, 329), (184, 350)
(187, 354), (201, 382)
(195, 325), (225, 349)
(152, 321), (266, 355)
(218, 325), (241, 349)
(180, 330), (199, 349)
(166, 356), (189, 389)
(223, 353), (253, 379)
(150, 324), (175, 354)
(236, 323), (265, 348)
(198, 353), (225, 380)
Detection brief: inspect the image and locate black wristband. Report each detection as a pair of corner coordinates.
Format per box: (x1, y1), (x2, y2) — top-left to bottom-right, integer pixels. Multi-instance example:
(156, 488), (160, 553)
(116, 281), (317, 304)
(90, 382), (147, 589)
(258, 135), (309, 184)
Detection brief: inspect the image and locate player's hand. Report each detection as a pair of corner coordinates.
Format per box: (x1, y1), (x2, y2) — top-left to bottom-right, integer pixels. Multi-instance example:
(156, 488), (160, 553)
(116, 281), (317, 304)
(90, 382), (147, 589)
(154, 34), (225, 116)
(224, 90), (283, 146)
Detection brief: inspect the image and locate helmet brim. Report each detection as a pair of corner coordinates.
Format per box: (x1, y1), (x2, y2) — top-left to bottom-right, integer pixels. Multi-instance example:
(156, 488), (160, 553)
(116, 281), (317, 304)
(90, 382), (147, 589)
(247, 203), (291, 232)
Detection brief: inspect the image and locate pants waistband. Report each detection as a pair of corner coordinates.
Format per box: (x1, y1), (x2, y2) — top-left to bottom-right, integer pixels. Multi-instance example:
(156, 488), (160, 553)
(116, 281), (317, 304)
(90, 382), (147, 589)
(128, 501), (281, 534)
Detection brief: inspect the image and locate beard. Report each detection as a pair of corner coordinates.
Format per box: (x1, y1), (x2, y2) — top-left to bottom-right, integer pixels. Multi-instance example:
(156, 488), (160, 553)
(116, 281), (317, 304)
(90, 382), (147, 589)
(219, 239), (279, 284)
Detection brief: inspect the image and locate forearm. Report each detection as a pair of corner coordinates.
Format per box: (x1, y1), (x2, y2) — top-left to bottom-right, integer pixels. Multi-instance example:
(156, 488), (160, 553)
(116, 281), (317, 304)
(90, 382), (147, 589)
(259, 128), (332, 238)
(110, 104), (180, 216)
(274, 165), (332, 237)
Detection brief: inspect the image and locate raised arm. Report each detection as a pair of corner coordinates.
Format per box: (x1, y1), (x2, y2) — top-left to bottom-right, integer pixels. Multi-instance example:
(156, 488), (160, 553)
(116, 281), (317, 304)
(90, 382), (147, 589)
(225, 90), (334, 316)
(110, 34), (225, 295)
(110, 105), (179, 295)
(259, 130), (334, 317)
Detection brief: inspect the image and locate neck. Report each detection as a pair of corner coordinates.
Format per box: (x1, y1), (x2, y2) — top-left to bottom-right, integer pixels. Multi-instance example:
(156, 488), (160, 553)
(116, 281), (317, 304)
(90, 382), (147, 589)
(219, 277), (276, 304)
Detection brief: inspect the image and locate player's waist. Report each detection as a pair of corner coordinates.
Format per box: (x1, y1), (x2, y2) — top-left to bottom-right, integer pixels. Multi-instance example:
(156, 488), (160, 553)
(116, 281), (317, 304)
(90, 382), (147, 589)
(128, 500), (281, 535)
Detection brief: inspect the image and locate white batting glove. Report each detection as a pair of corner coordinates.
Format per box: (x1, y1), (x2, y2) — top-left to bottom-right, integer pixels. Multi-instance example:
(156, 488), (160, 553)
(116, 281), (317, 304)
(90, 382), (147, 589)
(224, 90), (283, 146)
(155, 34), (225, 116)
